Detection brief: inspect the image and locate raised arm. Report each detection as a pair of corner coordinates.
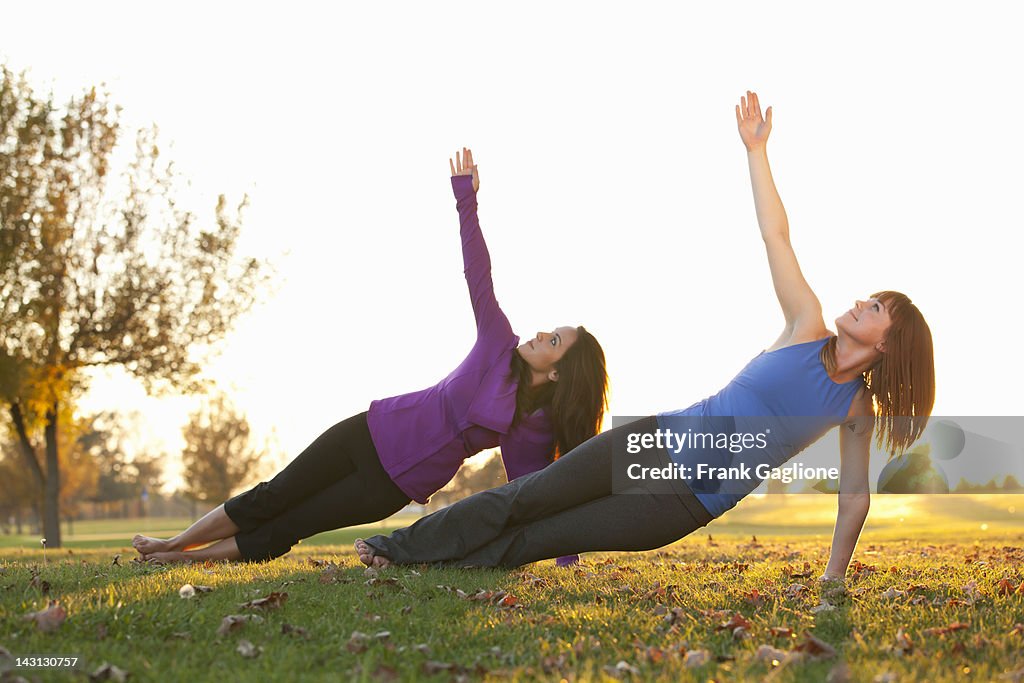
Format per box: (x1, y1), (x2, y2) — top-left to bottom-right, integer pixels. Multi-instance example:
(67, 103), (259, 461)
(449, 148), (507, 336)
(736, 91), (824, 335)
(821, 392), (874, 581)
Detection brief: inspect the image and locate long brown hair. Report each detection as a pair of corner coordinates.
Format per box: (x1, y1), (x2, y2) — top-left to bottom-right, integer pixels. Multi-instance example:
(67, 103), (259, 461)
(509, 326), (608, 460)
(821, 290), (935, 459)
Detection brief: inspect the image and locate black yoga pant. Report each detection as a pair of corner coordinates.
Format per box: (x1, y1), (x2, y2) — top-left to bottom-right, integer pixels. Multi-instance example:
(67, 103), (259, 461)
(363, 415), (715, 568)
(223, 412), (409, 562)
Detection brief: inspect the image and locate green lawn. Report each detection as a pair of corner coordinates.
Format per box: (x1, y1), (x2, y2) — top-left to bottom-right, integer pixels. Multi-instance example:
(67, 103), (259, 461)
(1, 495), (1023, 681)
(0, 513), (422, 551)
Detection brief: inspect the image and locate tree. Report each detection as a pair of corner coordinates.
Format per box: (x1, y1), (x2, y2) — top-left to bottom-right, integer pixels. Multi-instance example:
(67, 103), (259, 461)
(0, 441), (37, 533)
(180, 393), (269, 506)
(79, 411), (164, 516)
(0, 65), (268, 546)
(0, 409), (107, 534)
(427, 450), (508, 511)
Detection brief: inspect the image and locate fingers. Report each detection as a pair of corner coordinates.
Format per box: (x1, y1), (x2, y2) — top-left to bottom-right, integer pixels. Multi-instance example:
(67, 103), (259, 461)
(450, 158), (456, 176)
(765, 105), (772, 126)
(738, 90), (766, 122)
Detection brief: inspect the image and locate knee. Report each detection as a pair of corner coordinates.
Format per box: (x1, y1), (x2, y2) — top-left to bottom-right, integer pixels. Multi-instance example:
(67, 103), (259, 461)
(265, 525), (298, 560)
(237, 523), (296, 562)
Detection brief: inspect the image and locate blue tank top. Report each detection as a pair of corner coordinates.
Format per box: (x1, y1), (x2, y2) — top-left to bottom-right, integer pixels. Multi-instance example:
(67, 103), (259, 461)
(656, 336), (863, 518)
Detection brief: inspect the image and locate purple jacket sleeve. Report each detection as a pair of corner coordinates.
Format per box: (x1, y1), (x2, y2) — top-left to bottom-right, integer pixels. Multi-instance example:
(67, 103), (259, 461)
(452, 175), (508, 337)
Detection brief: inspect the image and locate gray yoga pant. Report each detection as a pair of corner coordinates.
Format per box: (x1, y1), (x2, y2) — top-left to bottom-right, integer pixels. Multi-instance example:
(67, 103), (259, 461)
(363, 415), (715, 568)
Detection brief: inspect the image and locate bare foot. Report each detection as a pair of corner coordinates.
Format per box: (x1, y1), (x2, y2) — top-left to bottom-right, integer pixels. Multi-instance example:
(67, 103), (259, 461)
(354, 539), (373, 566)
(354, 539), (391, 568)
(145, 551), (192, 564)
(132, 534), (176, 555)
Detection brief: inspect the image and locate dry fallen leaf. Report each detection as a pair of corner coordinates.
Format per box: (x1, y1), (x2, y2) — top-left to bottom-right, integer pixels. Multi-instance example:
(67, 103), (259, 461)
(89, 662), (130, 682)
(422, 661), (455, 675)
(785, 583), (809, 599)
(715, 612), (752, 633)
(28, 570), (51, 595)
(602, 660), (641, 678)
(216, 614), (263, 637)
(347, 631), (369, 653)
(787, 562), (814, 579)
(894, 627), (914, 655)
(923, 622), (970, 637)
(281, 623), (310, 639)
(236, 639), (262, 658)
(754, 644), (788, 665)
(663, 607), (687, 625)
(792, 631), (837, 659)
(962, 580), (984, 604)
(743, 588), (767, 606)
(522, 573), (547, 587)
(23, 599), (66, 633)
(239, 591), (288, 610)
(881, 586), (907, 600)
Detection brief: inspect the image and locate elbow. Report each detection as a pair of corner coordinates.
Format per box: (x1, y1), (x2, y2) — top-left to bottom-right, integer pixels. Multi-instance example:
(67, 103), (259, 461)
(761, 227), (791, 246)
(838, 492), (870, 515)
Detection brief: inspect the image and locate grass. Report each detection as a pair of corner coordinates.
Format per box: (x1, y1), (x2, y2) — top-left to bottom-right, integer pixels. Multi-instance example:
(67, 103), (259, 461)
(1, 495), (1023, 681)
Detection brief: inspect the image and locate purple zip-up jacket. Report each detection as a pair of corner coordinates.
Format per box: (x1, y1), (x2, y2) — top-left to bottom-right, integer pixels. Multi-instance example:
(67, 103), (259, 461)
(366, 175), (558, 505)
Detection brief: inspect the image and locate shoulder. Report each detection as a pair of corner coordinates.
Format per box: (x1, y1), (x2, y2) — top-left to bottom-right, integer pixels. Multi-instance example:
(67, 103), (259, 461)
(842, 385), (875, 436)
(764, 324), (833, 353)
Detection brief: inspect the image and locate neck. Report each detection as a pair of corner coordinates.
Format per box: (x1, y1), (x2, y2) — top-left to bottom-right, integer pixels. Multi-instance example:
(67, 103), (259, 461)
(830, 335), (879, 383)
(529, 370), (550, 388)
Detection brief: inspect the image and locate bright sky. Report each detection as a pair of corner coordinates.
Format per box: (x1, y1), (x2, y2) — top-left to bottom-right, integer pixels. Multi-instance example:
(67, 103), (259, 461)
(3, 2), (1022, 492)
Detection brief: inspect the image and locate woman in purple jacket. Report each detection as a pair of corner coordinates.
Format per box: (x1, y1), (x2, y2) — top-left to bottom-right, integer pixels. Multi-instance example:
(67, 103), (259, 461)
(132, 148), (609, 564)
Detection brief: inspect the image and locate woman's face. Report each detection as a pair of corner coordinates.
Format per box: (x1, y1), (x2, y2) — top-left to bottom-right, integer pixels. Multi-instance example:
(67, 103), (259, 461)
(836, 297), (892, 351)
(517, 326), (579, 380)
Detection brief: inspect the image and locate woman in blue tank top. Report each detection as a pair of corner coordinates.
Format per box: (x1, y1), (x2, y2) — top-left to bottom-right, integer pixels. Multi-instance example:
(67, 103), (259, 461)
(356, 91), (936, 584)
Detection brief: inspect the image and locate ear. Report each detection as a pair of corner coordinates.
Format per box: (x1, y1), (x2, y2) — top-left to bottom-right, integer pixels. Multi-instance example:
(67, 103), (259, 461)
(547, 369), (559, 383)
(876, 340), (886, 354)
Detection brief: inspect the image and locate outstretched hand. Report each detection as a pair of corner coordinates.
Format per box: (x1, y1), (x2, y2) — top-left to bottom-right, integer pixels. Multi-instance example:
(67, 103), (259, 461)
(736, 90), (772, 151)
(449, 147), (480, 192)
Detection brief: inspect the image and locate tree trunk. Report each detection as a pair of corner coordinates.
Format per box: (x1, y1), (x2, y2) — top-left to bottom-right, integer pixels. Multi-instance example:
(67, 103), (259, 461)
(43, 402), (61, 548)
(15, 509), (23, 535)
(10, 402), (47, 491)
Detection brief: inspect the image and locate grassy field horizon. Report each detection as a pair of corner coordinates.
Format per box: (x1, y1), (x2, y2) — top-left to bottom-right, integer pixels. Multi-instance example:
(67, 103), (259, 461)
(2, 493), (1021, 553)
(3, 494), (1023, 681)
